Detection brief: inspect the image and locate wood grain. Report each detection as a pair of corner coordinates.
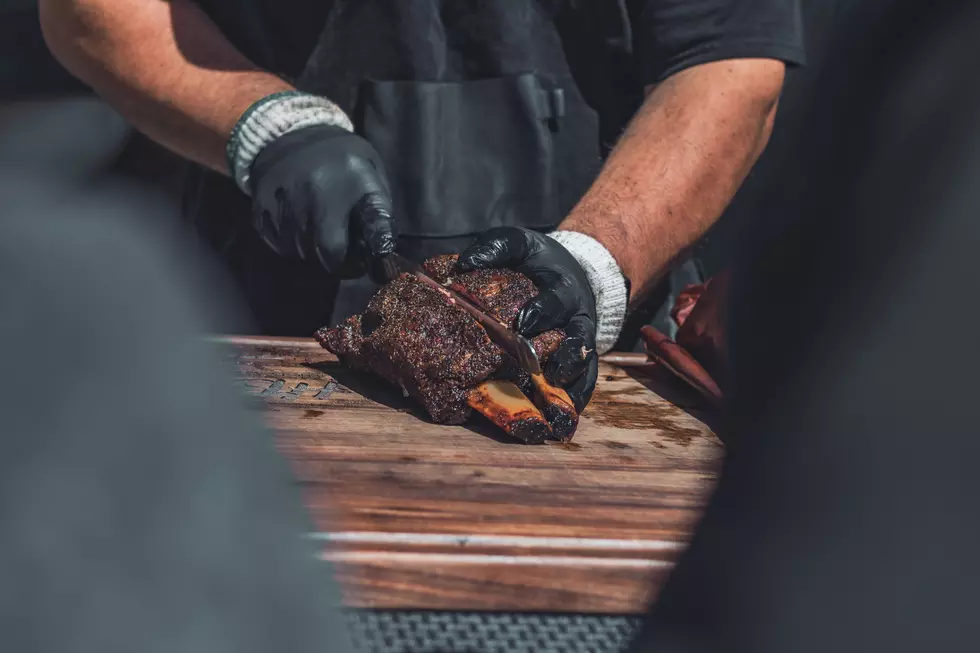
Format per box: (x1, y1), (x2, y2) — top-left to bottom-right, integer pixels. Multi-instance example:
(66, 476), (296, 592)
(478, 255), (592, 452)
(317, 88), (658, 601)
(221, 335), (722, 614)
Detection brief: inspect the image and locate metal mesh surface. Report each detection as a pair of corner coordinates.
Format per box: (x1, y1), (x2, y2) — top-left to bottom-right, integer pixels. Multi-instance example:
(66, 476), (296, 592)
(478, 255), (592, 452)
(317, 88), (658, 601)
(345, 611), (642, 653)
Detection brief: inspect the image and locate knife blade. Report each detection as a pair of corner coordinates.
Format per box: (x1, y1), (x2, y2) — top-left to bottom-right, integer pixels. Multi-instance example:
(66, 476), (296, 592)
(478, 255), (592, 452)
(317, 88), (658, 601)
(382, 252), (543, 376)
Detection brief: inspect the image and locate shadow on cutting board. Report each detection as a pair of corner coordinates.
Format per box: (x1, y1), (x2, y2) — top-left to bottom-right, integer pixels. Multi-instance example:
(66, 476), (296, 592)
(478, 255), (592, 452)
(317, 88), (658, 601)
(306, 361), (521, 444)
(621, 364), (722, 435)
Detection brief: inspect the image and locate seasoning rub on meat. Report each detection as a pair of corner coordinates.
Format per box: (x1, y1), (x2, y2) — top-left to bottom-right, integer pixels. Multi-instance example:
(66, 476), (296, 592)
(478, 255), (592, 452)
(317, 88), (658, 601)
(316, 255), (578, 443)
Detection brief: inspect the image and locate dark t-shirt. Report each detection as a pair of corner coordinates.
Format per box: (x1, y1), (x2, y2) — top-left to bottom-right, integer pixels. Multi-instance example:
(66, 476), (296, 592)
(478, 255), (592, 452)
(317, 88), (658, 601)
(196, 0), (804, 186)
(630, 0), (806, 83)
(192, 0), (804, 106)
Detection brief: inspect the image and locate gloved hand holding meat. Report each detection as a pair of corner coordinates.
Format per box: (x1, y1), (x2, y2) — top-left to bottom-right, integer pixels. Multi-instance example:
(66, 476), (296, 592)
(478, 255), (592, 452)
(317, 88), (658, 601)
(454, 227), (605, 413)
(315, 254), (580, 444)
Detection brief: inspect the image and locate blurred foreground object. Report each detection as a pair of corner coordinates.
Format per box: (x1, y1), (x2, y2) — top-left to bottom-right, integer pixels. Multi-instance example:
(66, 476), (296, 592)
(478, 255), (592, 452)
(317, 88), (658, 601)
(632, 0), (980, 651)
(0, 177), (354, 653)
(0, 96), (129, 182)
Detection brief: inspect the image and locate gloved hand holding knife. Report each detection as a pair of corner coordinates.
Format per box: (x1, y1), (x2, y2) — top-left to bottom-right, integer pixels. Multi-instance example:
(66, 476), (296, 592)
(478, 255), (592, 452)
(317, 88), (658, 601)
(234, 93), (397, 279)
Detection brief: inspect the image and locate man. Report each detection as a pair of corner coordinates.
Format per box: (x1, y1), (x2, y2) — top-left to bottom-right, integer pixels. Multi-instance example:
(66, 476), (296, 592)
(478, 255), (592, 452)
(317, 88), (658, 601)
(40, 0), (803, 411)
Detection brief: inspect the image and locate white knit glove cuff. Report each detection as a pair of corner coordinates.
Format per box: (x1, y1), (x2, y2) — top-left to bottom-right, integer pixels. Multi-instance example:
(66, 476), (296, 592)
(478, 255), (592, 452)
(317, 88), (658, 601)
(226, 91), (354, 195)
(547, 231), (628, 354)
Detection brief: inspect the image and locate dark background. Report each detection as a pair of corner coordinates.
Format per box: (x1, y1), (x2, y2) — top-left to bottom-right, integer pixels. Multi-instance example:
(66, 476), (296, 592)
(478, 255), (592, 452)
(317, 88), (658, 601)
(0, 0), (85, 98)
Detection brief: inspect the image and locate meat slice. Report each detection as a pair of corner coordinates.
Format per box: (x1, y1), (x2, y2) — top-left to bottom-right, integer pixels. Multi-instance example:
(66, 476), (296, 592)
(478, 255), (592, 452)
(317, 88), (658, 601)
(316, 254), (578, 441)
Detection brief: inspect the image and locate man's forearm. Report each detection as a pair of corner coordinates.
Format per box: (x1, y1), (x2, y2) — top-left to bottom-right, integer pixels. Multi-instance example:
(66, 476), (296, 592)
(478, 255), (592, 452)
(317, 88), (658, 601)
(560, 58), (785, 302)
(40, 0), (293, 173)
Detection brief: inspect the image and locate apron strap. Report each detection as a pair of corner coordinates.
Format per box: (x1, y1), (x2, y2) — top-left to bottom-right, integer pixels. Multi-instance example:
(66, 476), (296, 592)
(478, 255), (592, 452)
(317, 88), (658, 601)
(532, 87), (566, 131)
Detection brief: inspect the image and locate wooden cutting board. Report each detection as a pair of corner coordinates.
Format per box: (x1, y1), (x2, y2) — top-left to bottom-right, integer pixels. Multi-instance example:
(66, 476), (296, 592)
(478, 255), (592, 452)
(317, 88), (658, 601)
(223, 335), (722, 614)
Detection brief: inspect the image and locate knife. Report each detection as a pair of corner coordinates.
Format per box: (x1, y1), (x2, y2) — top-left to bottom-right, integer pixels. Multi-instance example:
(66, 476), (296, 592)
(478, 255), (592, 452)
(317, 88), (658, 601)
(382, 252), (543, 376)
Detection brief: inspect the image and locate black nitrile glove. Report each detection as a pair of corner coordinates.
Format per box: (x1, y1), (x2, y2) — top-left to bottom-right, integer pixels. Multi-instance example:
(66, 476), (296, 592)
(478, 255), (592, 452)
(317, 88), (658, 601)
(456, 227), (599, 411)
(249, 125), (395, 278)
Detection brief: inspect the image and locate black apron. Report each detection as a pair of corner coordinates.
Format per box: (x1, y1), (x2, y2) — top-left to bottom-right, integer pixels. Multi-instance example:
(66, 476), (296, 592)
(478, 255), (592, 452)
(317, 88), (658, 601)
(185, 0), (701, 344)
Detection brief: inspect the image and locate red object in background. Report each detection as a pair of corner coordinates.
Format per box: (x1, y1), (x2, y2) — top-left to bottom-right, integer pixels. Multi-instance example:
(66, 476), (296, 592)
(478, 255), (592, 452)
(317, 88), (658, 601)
(640, 270), (731, 407)
(673, 270), (730, 383)
(672, 283), (703, 328)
